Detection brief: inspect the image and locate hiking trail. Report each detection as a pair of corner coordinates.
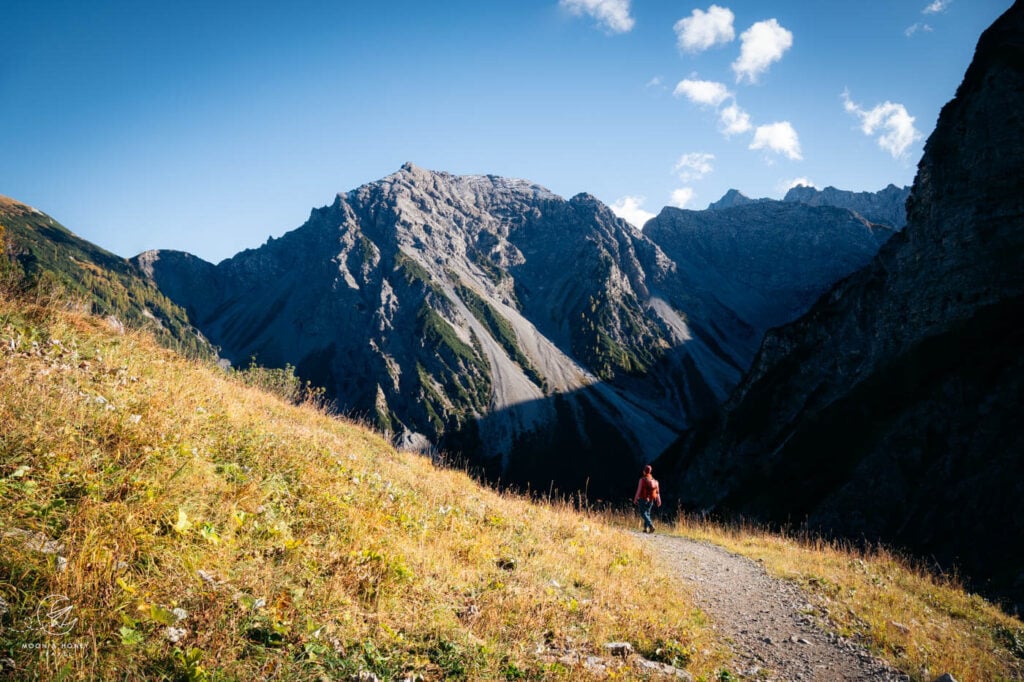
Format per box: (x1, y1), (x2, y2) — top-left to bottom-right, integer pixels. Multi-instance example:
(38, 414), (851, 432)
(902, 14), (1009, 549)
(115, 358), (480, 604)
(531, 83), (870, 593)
(640, 532), (911, 681)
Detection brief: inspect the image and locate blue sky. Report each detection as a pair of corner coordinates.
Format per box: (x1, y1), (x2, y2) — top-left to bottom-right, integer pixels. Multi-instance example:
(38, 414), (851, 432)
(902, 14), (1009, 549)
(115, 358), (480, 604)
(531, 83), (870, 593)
(0, 0), (1010, 262)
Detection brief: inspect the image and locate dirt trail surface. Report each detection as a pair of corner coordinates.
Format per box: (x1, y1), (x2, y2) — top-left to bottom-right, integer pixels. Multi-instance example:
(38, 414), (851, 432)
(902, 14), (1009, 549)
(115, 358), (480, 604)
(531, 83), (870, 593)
(640, 532), (910, 681)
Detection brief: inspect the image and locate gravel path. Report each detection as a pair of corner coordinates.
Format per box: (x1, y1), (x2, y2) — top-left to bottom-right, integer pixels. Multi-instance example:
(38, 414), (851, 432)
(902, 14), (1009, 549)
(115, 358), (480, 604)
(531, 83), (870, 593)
(640, 532), (910, 681)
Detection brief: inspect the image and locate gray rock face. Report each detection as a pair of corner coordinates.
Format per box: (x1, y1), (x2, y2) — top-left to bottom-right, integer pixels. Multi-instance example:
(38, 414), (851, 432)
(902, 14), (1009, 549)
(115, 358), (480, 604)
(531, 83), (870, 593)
(783, 183), (910, 229)
(664, 3), (1024, 610)
(644, 201), (894, 333)
(137, 164), (750, 495)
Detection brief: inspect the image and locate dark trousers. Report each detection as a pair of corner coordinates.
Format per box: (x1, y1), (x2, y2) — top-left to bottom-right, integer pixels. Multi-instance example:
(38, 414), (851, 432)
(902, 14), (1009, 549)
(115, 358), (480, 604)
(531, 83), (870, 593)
(637, 500), (656, 532)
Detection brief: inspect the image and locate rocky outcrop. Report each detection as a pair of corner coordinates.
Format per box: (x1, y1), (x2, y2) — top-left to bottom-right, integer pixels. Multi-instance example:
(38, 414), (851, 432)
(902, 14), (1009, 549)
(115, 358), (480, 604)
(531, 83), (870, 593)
(783, 183), (910, 229)
(663, 3), (1024, 609)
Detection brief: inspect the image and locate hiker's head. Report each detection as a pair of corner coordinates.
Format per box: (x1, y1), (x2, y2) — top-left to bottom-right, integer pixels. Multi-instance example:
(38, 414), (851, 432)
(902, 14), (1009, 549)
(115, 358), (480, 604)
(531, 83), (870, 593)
(642, 465), (652, 476)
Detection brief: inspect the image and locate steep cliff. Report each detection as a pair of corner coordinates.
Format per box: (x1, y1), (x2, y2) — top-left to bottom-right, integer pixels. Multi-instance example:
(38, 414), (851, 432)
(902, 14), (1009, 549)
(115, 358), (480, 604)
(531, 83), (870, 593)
(665, 2), (1024, 608)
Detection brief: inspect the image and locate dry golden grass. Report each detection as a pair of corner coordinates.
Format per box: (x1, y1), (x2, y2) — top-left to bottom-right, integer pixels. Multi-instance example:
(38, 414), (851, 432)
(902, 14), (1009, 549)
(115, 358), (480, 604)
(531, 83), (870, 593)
(0, 296), (727, 680)
(667, 514), (1024, 682)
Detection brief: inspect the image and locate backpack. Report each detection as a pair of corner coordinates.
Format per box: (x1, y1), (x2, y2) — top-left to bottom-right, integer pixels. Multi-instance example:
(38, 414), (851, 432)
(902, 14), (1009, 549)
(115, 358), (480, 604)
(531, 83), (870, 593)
(639, 476), (658, 500)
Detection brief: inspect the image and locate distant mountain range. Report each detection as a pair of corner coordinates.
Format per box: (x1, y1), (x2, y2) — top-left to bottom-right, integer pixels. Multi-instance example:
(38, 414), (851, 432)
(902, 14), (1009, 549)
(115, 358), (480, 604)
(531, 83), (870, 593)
(704, 184), (909, 231)
(645, 201), (894, 333)
(782, 184), (910, 229)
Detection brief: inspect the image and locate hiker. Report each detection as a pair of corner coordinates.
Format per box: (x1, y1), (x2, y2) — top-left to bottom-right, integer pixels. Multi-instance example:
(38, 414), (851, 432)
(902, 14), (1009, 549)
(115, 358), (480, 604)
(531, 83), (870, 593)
(633, 464), (661, 533)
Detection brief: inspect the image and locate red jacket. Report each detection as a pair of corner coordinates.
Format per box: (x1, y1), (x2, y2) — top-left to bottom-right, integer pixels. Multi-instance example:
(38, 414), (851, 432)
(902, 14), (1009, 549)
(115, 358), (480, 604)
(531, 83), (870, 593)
(634, 475), (661, 506)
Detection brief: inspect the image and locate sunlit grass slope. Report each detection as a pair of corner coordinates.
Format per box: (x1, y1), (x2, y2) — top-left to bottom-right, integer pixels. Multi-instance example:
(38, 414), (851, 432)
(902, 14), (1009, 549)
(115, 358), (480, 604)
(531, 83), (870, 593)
(0, 199), (210, 359)
(0, 295), (723, 681)
(670, 516), (1024, 682)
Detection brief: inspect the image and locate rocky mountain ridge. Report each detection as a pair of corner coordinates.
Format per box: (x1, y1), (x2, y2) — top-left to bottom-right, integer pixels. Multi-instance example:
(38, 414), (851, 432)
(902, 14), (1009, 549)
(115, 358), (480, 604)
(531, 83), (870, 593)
(704, 184), (910, 230)
(783, 183), (911, 229)
(706, 189), (770, 211)
(136, 164), (729, 493)
(134, 165), (903, 496)
(644, 201), (895, 334)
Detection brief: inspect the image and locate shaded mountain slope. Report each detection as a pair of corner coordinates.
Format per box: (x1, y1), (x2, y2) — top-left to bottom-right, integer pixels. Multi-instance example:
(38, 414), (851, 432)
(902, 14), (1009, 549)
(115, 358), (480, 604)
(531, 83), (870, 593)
(663, 2), (1024, 609)
(644, 201), (894, 333)
(783, 183), (911, 229)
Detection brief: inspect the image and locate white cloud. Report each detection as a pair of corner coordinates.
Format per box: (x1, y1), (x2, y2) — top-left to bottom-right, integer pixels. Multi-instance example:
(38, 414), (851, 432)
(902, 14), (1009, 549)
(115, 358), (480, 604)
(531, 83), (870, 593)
(784, 177), (816, 190)
(750, 121), (803, 160)
(719, 102), (752, 136)
(923, 0), (951, 14)
(674, 5), (735, 53)
(732, 19), (793, 83)
(610, 195), (656, 228)
(560, 0), (635, 34)
(670, 188), (696, 209)
(843, 91), (922, 159)
(673, 152), (715, 182)
(673, 78), (731, 106)
(905, 22), (933, 37)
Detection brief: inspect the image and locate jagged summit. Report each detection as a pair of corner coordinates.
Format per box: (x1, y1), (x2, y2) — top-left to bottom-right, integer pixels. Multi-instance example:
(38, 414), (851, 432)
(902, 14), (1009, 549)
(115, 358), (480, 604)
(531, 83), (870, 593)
(783, 183), (910, 228)
(645, 199), (893, 332)
(707, 189), (768, 211)
(367, 162), (559, 204)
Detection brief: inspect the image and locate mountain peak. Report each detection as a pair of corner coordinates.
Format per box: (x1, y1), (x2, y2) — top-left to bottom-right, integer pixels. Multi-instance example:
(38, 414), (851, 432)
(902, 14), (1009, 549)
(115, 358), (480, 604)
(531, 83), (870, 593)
(708, 189), (765, 211)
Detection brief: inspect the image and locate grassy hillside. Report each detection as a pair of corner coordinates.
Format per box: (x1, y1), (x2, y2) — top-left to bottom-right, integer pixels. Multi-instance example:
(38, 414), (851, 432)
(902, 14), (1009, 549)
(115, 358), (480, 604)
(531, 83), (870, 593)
(667, 516), (1024, 681)
(0, 291), (724, 680)
(0, 196), (211, 359)
(3, 241), (1020, 681)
